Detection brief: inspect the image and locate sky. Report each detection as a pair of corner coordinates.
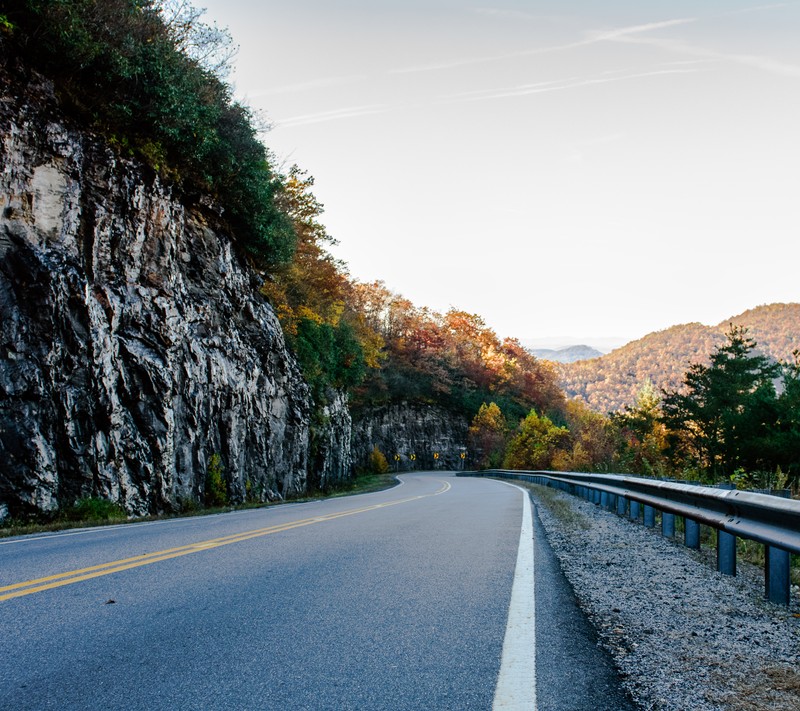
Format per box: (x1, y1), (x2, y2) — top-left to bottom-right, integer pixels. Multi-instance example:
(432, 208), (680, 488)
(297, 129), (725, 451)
(198, 0), (800, 347)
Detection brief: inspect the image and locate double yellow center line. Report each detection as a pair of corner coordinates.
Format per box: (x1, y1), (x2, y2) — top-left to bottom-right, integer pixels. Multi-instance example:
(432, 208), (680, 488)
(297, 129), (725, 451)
(1, 480), (451, 602)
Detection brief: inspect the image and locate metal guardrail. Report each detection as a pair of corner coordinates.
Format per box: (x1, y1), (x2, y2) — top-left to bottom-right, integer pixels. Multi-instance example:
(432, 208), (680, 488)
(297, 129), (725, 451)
(459, 469), (800, 606)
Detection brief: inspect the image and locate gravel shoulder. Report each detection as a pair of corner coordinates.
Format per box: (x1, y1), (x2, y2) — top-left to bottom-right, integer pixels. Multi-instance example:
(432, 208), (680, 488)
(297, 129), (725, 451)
(523, 482), (800, 711)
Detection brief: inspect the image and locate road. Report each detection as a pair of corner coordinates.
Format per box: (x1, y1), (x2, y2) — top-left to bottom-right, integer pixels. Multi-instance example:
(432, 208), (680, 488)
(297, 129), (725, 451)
(0, 472), (633, 710)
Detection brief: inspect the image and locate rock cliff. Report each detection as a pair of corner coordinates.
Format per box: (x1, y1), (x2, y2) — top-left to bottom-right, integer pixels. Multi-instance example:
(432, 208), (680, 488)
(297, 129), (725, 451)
(0, 67), (330, 517)
(351, 403), (469, 473)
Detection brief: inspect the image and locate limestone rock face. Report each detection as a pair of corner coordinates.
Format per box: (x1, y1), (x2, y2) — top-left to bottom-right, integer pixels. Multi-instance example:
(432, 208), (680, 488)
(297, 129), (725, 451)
(310, 390), (354, 490)
(0, 70), (325, 516)
(351, 404), (468, 473)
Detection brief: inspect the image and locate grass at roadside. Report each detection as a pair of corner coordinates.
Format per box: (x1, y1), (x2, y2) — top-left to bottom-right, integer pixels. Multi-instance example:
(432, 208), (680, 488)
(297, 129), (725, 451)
(0, 472), (399, 539)
(289, 472), (399, 503)
(500, 479), (591, 530)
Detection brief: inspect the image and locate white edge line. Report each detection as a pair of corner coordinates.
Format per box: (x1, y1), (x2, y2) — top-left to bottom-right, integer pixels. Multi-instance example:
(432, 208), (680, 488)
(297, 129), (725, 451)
(493, 482), (537, 710)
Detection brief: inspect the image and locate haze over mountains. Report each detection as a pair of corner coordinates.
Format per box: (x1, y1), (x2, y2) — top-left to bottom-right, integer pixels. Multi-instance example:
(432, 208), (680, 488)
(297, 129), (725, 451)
(548, 304), (800, 413)
(527, 345), (604, 364)
(522, 336), (628, 354)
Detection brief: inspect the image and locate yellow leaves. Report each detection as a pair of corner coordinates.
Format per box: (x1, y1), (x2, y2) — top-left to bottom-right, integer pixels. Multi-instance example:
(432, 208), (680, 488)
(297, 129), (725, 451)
(295, 304), (324, 325)
(503, 410), (571, 471)
(369, 446), (390, 474)
(468, 402), (509, 468)
(354, 324), (385, 370)
(275, 305), (298, 336)
(469, 402), (506, 437)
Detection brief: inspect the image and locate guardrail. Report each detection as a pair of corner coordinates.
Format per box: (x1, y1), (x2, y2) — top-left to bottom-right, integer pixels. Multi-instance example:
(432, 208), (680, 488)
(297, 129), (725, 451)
(459, 469), (800, 606)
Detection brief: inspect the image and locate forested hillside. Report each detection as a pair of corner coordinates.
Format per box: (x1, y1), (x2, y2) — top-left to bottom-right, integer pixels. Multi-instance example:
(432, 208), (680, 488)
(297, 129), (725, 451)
(557, 304), (800, 413)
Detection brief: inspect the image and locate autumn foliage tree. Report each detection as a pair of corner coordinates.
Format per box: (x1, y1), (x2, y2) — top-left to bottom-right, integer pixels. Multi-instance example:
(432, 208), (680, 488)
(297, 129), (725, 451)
(555, 400), (618, 472)
(468, 403), (508, 468)
(503, 410), (571, 471)
(260, 167), (375, 399)
(349, 283), (565, 422)
(611, 381), (670, 477)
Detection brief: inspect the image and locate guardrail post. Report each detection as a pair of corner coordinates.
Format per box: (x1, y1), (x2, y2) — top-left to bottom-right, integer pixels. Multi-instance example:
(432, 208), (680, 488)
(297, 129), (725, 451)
(616, 496), (627, 516)
(684, 518), (700, 550)
(643, 505), (656, 528)
(600, 492), (609, 509)
(717, 530), (736, 576)
(662, 512), (675, 538)
(765, 545), (791, 606)
(629, 500), (640, 521)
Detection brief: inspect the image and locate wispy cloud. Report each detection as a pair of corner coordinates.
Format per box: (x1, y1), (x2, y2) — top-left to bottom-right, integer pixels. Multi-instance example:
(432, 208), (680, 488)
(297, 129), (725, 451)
(390, 17), (696, 75)
(612, 34), (800, 77)
(584, 18), (695, 42)
(275, 63), (705, 130)
(278, 104), (388, 128)
(444, 67), (704, 103)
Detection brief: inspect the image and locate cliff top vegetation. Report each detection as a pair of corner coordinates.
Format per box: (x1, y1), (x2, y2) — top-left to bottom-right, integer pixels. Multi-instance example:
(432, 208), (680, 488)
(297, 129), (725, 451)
(1, 0), (294, 267)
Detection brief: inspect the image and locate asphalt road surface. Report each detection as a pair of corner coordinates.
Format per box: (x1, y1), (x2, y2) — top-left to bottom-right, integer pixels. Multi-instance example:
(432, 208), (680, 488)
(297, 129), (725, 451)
(0, 472), (634, 710)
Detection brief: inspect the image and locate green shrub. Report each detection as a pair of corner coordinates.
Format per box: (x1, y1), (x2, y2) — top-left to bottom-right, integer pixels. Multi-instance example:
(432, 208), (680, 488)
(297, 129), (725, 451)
(292, 318), (366, 400)
(204, 453), (228, 507)
(65, 497), (126, 522)
(0, 13), (14, 33)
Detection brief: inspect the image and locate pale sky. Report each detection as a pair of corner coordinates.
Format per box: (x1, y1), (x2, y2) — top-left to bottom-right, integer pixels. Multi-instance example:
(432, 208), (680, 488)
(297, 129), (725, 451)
(199, 0), (800, 345)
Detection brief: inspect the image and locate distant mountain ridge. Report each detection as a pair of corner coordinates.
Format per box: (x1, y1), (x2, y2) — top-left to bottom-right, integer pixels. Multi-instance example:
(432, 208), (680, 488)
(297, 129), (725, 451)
(557, 303), (800, 413)
(529, 344), (604, 363)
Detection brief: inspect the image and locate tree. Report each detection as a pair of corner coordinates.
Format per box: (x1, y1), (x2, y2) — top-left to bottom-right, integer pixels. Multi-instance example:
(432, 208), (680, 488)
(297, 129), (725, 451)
(611, 380), (670, 476)
(468, 402), (508, 468)
(259, 167), (376, 400)
(766, 350), (800, 482)
(157, 0), (237, 78)
(560, 399), (617, 472)
(503, 410), (571, 471)
(661, 325), (779, 480)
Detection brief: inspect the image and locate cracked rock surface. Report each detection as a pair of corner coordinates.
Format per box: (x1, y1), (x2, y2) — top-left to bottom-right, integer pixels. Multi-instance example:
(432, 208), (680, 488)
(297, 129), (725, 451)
(0, 66), (330, 516)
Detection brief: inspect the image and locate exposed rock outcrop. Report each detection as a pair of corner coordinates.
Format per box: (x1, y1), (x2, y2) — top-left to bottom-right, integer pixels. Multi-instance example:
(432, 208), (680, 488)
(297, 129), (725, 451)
(0, 67), (334, 517)
(309, 390), (353, 490)
(351, 403), (468, 472)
